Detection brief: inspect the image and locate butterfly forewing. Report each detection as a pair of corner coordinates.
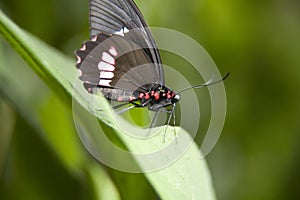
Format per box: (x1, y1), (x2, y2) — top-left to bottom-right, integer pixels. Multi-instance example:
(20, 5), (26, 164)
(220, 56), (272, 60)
(89, 0), (140, 36)
(89, 0), (164, 85)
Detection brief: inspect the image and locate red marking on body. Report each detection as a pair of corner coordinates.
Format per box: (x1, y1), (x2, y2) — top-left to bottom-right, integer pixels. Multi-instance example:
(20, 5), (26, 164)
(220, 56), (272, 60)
(167, 91), (172, 99)
(139, 93), (144, 99)
(145, 93), (150, 100)
(151, 91), (155, 96)
(129, 96), (135, 102)
(117, 97), (123, 102)
(154, 92), (160, 100)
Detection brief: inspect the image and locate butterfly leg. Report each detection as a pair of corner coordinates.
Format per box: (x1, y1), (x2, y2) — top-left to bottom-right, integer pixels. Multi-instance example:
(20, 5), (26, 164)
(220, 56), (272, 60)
(149, 105), (177, 142)
(113, 102), (140, 114)
(113, 102), (131, 110)
(116, 105), (136, 114)
(113, 99), (148, 114)
(146, 110), (161, 137)
(159, 104), (177, 142)
(134, 98), (152, 107)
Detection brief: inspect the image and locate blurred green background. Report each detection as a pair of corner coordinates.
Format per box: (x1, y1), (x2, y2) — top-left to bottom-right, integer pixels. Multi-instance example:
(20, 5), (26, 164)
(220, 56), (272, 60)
(1, 0), (300, 199)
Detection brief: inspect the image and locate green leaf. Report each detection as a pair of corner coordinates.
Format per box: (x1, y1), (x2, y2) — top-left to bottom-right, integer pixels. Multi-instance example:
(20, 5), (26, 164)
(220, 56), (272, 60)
(0, 9), (216, 200)
(0, 100), (16, 173)
(0, 11), (120, 200)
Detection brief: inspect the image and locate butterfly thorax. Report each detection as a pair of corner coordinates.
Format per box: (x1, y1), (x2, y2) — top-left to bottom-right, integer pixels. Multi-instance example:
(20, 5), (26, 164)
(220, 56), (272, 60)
(130, 84), (181, 111)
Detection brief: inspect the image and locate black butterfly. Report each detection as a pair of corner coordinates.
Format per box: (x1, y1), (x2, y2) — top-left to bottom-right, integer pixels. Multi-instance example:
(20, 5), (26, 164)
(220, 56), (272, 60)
(75, 0), (228, 127)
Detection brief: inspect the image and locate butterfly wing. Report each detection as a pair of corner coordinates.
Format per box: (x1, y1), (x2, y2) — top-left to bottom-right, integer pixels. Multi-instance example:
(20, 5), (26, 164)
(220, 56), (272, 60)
(75, 33), (160, 101)
(89, 0), (164, 85)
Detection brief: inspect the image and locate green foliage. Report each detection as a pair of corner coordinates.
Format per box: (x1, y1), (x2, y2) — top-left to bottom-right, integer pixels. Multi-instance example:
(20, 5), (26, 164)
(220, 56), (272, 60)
(0, 3), (216, 200)
(1, 0), (300, 199)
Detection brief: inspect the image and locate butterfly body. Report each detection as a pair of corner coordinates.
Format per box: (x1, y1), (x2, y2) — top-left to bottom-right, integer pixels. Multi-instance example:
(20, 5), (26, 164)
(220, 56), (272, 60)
(130, 84), (180, 111)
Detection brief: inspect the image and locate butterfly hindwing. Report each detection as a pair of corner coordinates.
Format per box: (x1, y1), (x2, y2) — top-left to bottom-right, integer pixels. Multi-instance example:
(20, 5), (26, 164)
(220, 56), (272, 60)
(75, 33), (160, 97)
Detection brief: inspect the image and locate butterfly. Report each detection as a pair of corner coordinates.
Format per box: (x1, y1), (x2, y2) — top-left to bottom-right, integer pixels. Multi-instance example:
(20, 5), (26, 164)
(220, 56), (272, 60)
(75, 0), (229, 128)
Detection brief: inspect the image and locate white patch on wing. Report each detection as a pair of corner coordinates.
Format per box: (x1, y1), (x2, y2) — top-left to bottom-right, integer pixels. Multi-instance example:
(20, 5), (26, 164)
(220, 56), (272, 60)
(114, 27), (129, 36)
(109, 46), (118, 57)
(76, 55), (81, 64)
(91, 35), (97, 41)
(99, 79), (112, 86)
(99, 71), (114, 79)
(78, 69), (83, 77)
(80, 44), (86, 51)
(102, 52), (115, 65)
(123, 27), (129, 33)
(98, 61), (115, 71)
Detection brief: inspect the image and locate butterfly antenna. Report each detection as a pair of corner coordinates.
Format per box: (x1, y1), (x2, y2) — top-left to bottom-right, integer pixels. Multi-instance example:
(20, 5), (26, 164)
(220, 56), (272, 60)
(178, 72), (230, 94)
